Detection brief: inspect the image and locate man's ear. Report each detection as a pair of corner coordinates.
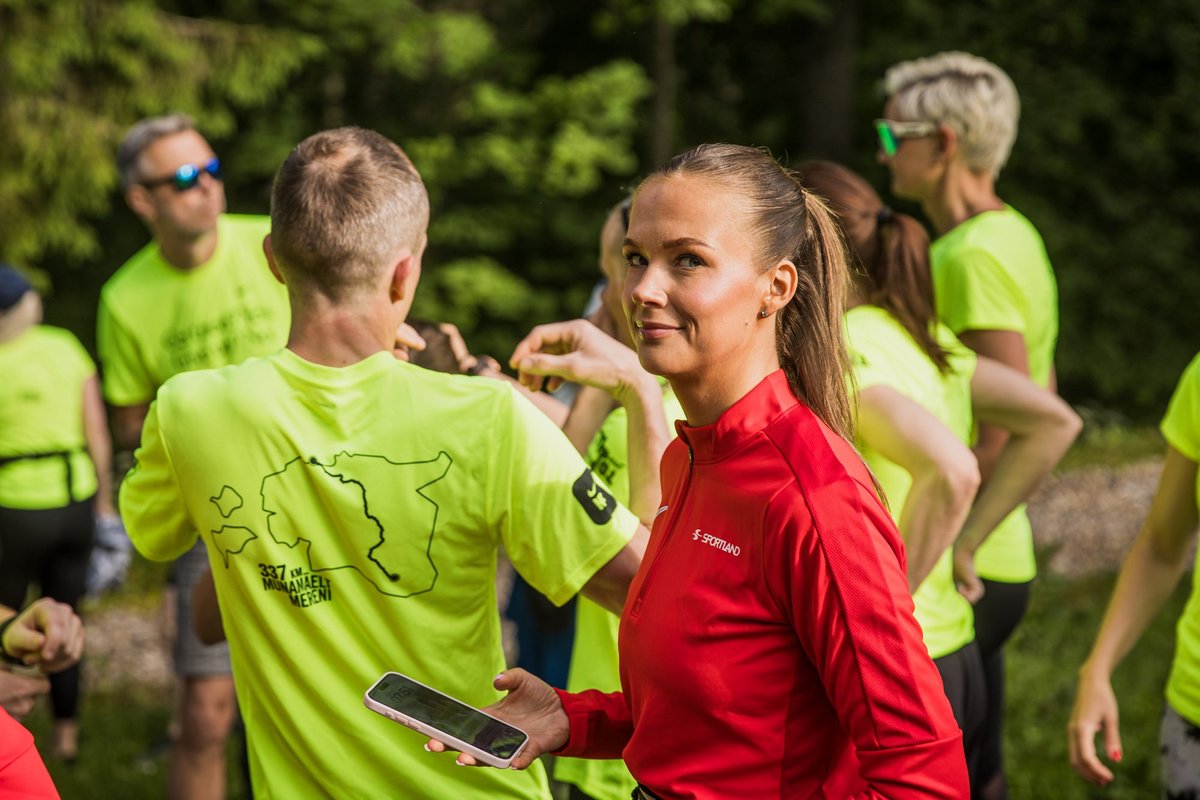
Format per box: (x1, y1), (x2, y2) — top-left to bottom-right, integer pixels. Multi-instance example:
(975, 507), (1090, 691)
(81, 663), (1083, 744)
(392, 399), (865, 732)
(126, 185), (155, 222)
(263, 235), (286, 286)
(388, 251), (420, 303)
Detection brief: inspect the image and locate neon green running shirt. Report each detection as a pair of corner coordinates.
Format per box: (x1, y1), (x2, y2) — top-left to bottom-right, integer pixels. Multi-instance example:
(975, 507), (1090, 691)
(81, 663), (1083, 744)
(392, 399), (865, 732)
(555, 384), (684, 800)
(120, 349), (639, 799)
(97, 215), (290, 406)
(0, 326), (97, 509)
(1162, 353), (1200, 725)
(846, 305), (977, 660)
(931, 205), (1059, 583)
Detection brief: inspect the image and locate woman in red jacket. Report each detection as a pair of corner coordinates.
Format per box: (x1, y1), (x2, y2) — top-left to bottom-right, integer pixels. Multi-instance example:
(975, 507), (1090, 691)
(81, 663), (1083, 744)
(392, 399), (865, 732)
(429, 143), (969, 798)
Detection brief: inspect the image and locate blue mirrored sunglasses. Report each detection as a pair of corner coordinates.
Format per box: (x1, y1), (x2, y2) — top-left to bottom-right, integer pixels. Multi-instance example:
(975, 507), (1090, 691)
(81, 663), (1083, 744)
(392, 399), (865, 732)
(141, 158), (222, 191)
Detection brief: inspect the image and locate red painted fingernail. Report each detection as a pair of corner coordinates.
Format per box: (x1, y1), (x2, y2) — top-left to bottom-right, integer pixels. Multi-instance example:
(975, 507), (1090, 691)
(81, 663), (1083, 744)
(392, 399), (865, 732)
(1111, 749), (1122, 762)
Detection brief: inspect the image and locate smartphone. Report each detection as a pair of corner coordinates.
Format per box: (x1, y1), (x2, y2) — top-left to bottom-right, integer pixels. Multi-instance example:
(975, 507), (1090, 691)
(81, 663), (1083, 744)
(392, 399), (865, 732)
(363, 671), (529, 768)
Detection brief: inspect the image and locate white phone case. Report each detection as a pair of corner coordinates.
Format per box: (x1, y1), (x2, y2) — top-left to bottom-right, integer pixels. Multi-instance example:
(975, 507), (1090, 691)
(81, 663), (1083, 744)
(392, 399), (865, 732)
(363, 672), (528, 769)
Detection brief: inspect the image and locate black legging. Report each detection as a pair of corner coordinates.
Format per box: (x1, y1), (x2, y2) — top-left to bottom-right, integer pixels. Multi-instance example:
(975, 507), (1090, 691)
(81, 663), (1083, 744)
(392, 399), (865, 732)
(971, 577), (1033, 800)
(0, 498), (93, 721)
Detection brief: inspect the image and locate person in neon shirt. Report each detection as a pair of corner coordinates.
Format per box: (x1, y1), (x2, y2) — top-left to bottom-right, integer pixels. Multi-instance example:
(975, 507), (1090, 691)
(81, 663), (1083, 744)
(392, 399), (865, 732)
(99, 113), (290, 798)
(0, 265), (115, 761)
(120, 126), (648, 799)
(429, 143), (970, 798)
(798, 161), (1079, 791)
(1069, 353), (1200, 795)
(876, 52), (1060, 800)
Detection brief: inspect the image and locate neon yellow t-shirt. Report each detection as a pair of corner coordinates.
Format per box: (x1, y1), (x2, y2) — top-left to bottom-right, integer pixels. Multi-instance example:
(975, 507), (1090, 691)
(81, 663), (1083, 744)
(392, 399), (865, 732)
(931, 205), (1059, 583)
(555, 385), (684, 800)
(120, 349), (640, 800)
(1162, 352), (1200, 725)
(0, 326), (97, 509)
(97, 215), (289, 406)
(846, 305), (977, 660)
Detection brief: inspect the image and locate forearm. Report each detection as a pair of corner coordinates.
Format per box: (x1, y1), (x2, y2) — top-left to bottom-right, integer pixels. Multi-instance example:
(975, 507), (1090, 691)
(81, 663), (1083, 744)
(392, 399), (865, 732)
(613, 375), (670, 525)
(563, 385), (618, 453)
(970, 423), (1008, 486)
(1082, 529), (1190, 678)
(958, 427), (1074, 554)
(899, 471), (975, 592)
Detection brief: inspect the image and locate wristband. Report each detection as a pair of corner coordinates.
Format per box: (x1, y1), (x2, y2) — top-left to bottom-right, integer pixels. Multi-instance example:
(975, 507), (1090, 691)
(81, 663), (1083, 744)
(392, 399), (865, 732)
(0, 615), (25, 666)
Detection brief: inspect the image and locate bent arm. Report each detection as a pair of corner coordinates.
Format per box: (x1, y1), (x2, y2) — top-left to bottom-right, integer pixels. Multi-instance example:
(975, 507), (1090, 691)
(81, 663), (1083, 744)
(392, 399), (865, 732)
(957, 329), (1030, 484)
(579, 524), (649, 615)
(82, 375), (116, 516)
(856, 386), (980, 591)
(955, 357), (1082, 556)
(772, 490), (969, 798)
(553, 688), (634, 760)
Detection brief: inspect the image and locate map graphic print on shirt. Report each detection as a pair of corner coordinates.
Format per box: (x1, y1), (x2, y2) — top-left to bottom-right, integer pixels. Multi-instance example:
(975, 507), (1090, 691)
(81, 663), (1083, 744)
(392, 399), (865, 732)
(207, 451), (452, 601)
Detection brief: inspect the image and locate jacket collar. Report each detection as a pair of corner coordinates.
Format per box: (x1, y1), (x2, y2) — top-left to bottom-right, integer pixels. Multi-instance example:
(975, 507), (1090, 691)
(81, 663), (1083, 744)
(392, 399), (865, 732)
(675, 370), (798, 463)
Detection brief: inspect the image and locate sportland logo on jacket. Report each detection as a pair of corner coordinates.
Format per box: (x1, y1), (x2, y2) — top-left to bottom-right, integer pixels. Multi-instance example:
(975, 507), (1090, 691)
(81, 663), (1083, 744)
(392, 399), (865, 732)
(691, 529), (741, 557)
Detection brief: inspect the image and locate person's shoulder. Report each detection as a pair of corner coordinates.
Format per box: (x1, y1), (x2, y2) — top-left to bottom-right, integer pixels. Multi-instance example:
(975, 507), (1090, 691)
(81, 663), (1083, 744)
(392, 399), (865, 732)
(33, 325), (88, 353)
(157, 354), (276, 411)
(219, 214), (271, 238)
(101, 240), (165, 305)
(763, 404), (877, 507)
(845, 305), (908, 348)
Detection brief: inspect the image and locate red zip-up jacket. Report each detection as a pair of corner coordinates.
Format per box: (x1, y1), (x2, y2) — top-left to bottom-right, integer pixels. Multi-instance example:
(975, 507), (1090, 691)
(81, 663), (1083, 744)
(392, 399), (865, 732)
(555, 370), (968, 799)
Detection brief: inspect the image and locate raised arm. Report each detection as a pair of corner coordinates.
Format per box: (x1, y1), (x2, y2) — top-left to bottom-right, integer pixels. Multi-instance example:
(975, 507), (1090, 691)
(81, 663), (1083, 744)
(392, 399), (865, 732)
(512, 319), (669, 525)
(1069, 446), (1198, 786)
(953, 356), (1081, 598)
(855, 386), (980, 591)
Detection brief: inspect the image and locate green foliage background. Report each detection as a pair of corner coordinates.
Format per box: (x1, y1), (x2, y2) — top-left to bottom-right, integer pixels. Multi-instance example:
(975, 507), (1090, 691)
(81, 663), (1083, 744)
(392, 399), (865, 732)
(3, 0), (1196, 417)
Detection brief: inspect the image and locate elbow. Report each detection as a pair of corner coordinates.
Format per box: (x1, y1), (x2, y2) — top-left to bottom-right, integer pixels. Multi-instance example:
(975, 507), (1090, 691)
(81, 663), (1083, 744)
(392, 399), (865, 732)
(938, 451), (981, 511)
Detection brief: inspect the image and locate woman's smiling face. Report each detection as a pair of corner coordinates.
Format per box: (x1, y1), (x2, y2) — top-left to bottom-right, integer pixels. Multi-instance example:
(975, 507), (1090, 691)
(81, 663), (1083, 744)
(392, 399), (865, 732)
(622, 173), (774, 387)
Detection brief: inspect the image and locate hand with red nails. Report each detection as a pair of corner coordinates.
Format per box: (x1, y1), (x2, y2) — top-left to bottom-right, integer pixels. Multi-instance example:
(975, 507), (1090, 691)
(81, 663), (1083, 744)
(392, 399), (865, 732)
(1067, 664), (1123, 786)
(425, 669), (569, 769)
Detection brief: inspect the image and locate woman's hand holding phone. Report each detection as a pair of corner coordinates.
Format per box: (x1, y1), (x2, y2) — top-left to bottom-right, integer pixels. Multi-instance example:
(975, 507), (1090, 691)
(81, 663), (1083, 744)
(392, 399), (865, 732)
(426, 668), (569, 769)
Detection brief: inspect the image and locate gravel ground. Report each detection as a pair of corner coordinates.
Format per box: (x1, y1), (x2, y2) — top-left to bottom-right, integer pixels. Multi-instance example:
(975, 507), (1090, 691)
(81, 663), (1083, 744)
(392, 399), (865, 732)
(83, 458), (1179, 692)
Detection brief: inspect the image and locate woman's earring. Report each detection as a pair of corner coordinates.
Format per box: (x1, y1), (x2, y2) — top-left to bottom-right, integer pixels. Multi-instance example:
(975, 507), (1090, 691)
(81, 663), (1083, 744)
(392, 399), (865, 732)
(758, 309), (768, 319)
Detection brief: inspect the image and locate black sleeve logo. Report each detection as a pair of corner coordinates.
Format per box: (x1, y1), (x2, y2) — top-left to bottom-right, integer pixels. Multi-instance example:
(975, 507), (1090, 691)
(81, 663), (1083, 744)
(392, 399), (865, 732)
(572, 468), (616, 525)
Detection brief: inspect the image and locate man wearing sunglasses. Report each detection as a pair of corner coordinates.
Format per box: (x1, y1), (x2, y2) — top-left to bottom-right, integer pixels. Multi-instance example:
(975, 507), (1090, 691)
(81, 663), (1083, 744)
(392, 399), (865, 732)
(98, 113), (290, 800)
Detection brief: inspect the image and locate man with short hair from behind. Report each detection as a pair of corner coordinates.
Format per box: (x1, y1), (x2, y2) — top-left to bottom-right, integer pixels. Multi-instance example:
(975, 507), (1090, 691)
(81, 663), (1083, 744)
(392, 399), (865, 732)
(120, 126), (647, 799)
(98, 113), (290, 799)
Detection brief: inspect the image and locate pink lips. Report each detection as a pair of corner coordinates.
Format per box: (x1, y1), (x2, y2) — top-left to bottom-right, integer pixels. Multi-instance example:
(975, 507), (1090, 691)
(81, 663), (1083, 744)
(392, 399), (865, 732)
(636, 321), (678, 341)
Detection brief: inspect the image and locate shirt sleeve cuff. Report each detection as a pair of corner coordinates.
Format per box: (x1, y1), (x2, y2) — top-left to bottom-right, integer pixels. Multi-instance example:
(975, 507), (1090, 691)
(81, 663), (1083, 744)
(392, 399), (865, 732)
(552, 687), (633, 760)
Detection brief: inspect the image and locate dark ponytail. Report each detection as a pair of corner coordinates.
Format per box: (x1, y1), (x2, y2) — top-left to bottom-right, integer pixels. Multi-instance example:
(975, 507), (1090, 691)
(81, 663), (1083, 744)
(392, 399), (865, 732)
(647, 144), (853, 440)
(796, 161), (952, 373)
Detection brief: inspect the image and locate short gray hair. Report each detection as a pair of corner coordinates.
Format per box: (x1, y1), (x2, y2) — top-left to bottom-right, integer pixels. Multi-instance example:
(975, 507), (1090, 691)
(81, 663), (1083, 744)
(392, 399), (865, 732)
(884, 52), (1020, 177)
(117, 114), (197, 189)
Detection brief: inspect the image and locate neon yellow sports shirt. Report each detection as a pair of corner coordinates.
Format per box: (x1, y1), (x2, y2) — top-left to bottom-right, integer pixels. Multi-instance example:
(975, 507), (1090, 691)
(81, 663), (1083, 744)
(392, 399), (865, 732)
(931, 205), (1059, 583)
(0, 326), (97, 509)
(846, 305), (977, 660)
(555, 384), (684, 800)
(1162, 352), (1200, 725)
(97, 215), (290, 406)
(120, 349), (639, 800)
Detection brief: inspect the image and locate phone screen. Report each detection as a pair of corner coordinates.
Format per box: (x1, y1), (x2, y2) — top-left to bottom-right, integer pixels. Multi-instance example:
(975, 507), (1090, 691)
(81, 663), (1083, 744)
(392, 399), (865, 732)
(367, 674), (527, 759)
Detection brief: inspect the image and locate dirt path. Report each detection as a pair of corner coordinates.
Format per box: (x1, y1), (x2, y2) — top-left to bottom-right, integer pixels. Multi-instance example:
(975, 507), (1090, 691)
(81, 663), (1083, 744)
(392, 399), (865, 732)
(83, 459), (1171, 692)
